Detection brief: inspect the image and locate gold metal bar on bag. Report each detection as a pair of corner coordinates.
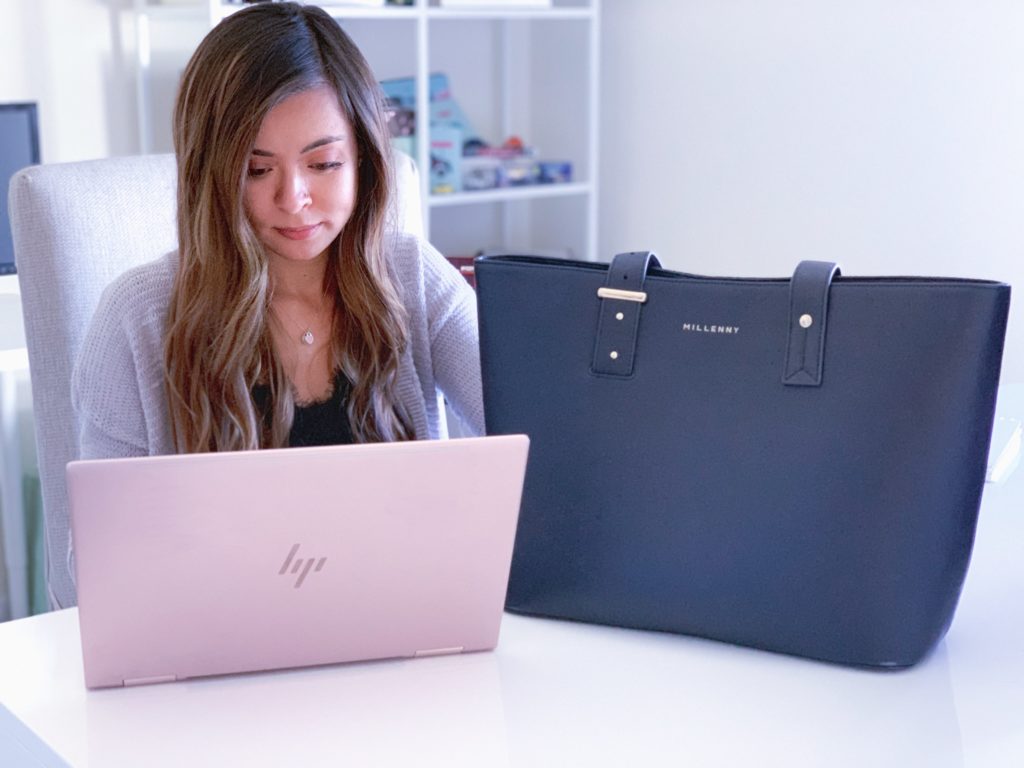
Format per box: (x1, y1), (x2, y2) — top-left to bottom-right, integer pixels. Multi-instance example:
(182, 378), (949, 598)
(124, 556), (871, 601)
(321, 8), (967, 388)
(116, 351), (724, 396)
(597, 287), (648, 303)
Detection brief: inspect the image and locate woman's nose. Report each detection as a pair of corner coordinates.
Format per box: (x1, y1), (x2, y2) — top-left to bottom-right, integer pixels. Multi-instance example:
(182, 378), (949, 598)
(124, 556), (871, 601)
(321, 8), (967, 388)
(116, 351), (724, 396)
(275, 170), (311, 213)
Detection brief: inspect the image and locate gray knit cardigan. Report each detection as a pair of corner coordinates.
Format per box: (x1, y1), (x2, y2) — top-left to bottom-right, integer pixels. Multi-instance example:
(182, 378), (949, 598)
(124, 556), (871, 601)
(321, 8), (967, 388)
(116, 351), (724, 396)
(71, 232), (485, 459)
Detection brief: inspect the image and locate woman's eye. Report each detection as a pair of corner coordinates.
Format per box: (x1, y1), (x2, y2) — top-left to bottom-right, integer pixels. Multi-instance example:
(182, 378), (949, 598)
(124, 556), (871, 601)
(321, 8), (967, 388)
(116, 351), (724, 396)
(311, 161), (343, 172)
(247, 167), (271, 178)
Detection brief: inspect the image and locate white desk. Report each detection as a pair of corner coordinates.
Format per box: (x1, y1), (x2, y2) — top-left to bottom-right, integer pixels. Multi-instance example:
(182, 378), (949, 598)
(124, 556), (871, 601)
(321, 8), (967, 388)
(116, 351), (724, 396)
(0, 479), (1020, 767)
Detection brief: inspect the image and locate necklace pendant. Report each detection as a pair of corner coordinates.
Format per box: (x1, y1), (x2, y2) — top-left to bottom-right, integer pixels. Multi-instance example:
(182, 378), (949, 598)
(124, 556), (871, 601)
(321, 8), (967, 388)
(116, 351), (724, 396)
(301, 329), (315, 346)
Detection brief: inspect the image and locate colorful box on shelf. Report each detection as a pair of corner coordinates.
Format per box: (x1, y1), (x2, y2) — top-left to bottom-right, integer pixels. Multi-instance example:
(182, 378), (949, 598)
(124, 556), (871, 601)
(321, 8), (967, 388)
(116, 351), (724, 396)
(380, 73), (479, 144)
(430, 126), (462, 194)
(537, 161), (573, 184)
(381, 72), (482, 188)
(461, 156), (502, 191)
(460, 146), (572, 191)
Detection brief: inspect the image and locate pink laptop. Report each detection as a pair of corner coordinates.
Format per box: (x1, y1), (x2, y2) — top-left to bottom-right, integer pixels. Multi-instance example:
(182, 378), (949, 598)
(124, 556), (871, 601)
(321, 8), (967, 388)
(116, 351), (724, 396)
(66, 435), (529, 689)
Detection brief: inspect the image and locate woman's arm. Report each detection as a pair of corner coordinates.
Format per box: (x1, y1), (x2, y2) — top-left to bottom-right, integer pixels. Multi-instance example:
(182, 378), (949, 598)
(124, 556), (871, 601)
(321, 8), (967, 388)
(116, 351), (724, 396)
(71, 260), (173, 459)
(417, 239), (486, 436)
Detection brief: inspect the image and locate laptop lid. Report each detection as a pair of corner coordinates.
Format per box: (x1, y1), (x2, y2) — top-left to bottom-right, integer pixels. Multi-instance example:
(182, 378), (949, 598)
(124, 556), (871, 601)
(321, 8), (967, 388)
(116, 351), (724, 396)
(67, 435), (529, 689)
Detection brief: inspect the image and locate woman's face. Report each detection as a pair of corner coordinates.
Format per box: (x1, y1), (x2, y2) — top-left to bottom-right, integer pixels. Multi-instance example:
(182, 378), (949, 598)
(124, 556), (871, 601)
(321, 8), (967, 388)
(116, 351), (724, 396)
(244, 85), (359, 267)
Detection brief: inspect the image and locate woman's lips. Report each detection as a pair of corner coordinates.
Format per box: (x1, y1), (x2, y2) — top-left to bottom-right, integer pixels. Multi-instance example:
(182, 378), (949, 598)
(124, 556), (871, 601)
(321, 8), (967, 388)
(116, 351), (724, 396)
(275, 223), (321, 241)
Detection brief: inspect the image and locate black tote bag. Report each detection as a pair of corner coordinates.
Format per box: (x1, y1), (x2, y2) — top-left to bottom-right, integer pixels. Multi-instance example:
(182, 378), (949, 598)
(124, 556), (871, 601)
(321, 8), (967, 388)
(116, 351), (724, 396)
(475, 251), (1011, 668)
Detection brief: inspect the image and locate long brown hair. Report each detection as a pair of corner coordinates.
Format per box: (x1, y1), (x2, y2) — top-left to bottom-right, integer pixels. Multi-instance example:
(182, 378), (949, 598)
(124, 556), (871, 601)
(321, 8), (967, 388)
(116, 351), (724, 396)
(166, 2), (412, 452)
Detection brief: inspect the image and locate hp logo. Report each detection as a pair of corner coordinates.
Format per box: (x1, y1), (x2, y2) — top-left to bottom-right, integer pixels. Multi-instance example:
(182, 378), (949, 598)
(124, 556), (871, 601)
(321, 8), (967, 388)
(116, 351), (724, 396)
(279, 544), (327, 588)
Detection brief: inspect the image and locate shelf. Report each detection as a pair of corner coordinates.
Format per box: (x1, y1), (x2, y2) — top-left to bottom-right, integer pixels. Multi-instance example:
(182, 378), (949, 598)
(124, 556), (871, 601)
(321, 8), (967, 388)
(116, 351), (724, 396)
(136, 4), (206, 20)
(216, 4), (421, 22)
(428, 182), (590, 207)
(426, 8), (593, 21)
(199, 4), (594, 23)
(134, 0), (600, 259)
(319, 6), (420, 20)
(143, 3), (595, 21)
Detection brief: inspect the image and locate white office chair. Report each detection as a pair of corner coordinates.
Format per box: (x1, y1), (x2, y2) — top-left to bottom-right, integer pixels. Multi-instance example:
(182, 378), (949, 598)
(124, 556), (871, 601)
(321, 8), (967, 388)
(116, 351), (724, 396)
(10, 152), (423, 610)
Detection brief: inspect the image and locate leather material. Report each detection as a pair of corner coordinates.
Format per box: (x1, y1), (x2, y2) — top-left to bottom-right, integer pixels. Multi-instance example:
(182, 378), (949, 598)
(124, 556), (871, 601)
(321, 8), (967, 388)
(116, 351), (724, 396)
(476, 252), (1011, 668)
(591, 251), (660, 377)
(784, 261), (841, 387)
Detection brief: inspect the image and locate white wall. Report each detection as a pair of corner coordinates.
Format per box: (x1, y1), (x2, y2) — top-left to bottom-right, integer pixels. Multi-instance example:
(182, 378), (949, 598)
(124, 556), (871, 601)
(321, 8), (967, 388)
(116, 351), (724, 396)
(1, 0), (138, 293)
(600, 0), (1024, 384)
(0, 0), (137, 163)
(3, 1), (1020, 382)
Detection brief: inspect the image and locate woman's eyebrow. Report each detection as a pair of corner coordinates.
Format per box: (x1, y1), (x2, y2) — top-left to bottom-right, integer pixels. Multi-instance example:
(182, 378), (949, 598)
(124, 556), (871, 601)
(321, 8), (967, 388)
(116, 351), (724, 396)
(301, 135), (346, 153)
(250, 135), (347, 157)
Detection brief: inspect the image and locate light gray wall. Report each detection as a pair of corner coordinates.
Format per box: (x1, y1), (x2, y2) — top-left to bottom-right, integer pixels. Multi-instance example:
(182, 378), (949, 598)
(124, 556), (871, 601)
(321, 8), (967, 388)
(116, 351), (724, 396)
(3, 1), (1020, 382)
(0, 0), (137, 163)
(600, 0), (1023, 384)
(1, 0), (136, 292)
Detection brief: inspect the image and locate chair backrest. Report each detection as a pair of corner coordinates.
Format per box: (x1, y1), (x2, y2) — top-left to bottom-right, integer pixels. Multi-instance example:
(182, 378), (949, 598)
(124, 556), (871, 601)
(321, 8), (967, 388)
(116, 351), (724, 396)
(10, 152), (423, 610)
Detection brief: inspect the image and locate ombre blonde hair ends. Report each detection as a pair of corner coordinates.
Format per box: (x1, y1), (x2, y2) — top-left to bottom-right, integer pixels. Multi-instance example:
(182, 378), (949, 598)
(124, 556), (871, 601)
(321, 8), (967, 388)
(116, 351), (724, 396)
(165, 2), (412, 452)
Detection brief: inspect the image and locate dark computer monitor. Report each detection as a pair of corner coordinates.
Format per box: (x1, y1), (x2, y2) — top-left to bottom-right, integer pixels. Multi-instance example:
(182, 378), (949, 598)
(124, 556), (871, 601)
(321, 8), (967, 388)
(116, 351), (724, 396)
(0, 103), (41, 275)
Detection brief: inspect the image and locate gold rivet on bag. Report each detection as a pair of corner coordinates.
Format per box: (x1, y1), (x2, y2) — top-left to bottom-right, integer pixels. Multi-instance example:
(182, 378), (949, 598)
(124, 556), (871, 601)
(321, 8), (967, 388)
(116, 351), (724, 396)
(799, 314), (813, 329)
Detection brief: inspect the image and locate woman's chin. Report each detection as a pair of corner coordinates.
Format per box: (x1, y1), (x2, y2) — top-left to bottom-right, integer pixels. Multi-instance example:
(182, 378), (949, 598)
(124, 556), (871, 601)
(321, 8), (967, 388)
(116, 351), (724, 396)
(266, 242), (333, 265)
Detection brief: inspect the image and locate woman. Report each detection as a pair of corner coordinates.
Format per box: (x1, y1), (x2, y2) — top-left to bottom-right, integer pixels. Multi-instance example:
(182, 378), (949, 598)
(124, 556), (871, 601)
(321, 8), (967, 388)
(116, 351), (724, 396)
(73, 2), (483, 458)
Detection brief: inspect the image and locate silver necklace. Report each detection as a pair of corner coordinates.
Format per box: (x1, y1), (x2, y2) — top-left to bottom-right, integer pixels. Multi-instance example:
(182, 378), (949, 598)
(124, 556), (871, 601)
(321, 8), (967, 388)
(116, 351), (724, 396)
(272, 286), (331, 346)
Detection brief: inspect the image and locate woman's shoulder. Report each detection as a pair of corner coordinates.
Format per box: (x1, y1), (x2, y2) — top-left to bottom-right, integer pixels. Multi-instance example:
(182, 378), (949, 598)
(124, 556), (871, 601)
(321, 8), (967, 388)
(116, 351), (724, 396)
(94, 251), (178, 328)
(73, 253), (177, 459)
(101, 251), (177, 301)
(385, 231), (458, 287)
(386, 231), (432, 269)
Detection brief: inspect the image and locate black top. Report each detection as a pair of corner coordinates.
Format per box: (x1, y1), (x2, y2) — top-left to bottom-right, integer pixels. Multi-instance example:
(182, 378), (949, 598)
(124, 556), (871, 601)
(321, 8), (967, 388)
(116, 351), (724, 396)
(253, 369), (355, 447)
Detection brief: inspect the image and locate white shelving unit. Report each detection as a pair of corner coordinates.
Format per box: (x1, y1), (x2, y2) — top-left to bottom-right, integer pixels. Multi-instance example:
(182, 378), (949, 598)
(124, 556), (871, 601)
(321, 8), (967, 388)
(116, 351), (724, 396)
(133, 0), (600, 261)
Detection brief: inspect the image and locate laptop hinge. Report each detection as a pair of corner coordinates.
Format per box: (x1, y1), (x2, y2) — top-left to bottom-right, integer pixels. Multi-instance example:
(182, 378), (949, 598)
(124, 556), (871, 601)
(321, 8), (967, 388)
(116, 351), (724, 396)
(123, 674), (178, 687)
(414, 646), (464, 658)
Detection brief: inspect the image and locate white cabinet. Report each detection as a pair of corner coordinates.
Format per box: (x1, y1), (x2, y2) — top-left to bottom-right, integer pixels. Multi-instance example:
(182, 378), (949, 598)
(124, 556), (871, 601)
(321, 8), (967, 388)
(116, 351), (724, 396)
(133, 0), (600, 260)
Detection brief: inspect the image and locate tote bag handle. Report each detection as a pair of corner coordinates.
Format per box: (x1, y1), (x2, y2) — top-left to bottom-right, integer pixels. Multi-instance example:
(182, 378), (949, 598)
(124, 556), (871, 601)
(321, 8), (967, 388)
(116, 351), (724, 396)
(784, 260), (841, 387)
(592, 252), (841, 386)
(591, 251), (661, 377)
